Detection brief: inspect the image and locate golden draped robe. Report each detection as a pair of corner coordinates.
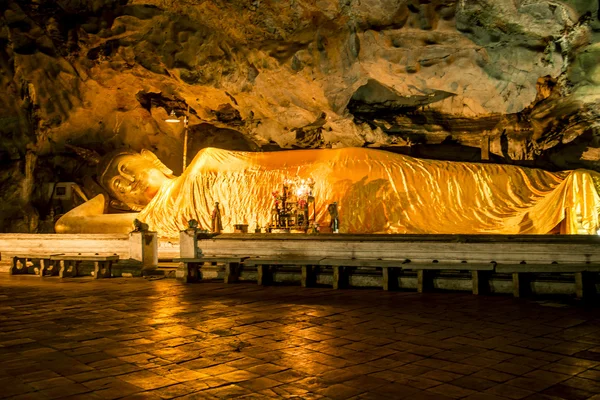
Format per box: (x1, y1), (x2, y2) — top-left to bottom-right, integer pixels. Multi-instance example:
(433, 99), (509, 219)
(136, 147), (600, 237)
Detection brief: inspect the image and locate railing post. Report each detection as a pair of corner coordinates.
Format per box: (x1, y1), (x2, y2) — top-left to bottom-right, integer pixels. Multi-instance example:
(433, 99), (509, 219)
(180, 228), (199, 258)
(129, 231), (158, 272)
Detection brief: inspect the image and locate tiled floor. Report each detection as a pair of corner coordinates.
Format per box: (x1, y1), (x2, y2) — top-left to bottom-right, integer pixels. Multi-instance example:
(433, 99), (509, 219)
(1, 276), (600, 400)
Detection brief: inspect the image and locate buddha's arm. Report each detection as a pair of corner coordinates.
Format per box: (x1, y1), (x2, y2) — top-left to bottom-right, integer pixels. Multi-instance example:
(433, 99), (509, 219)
(55, 194), (138, 234)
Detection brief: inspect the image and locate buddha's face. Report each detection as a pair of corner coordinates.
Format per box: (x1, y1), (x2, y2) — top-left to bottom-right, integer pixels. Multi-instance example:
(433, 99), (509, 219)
(101, 150), (173, 211)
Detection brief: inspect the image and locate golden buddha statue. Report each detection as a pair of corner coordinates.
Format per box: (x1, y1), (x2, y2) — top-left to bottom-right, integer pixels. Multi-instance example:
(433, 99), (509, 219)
(55, 147), (600, 237)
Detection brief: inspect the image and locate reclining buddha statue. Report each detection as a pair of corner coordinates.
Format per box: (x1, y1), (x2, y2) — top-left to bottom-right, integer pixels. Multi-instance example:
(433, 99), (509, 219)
(55, 147), (600, 237)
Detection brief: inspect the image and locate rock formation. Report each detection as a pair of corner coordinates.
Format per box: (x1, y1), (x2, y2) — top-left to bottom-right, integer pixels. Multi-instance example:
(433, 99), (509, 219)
(0, 0), (599, 231)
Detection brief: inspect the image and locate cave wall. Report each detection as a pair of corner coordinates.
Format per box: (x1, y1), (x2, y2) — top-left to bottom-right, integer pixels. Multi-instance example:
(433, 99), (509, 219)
(0, 0), (599, 232)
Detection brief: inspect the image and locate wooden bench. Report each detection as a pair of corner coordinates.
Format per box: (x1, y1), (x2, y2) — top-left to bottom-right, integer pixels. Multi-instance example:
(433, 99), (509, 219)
(243, 257), (325, 286)
(319, 258), (406, 290)
(10, 254), (64, 276)
(175, 256), (248, 283)
(401, 261), (496, 294)
(50, 254), (120, 279)
(496, 263), (600, 299)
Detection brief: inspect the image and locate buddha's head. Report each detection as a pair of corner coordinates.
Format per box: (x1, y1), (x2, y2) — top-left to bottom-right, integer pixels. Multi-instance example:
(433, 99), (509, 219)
(98, 149), (174, 211)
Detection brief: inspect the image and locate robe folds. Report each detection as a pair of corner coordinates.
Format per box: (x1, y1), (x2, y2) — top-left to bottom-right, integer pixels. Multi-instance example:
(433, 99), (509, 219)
(137, 147), (600, 237)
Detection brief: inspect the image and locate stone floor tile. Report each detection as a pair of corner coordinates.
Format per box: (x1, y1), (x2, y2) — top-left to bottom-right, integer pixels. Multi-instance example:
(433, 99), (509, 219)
(508, 356), (551, 369)
(0, 381), (37, 398)
(392, 364), (433, 377)
(490, 362), (535, 376)
(195, 376), (230, 389)
(237, 376), (282, 391)
(540, 383), (594, 400)
(344, 375), (390, 391)
(427, 383), (476, 399)
(419, 369), (463, 383)
(578, 369), (600, 381)
(36, 383), (92, 399)
(202, 383), (254, 398)
(266, 369), (306, 383)
(471, 368), (515, 383)
(523, 370), (569, 386)
(17, 369), (61, 383)
(119, 393), (164, 400)
(462, 356), (502, 368)
(98, 362), (143, 376)
(148, 382), (198, 399)
(318, 383), (366, 400)
(484, 384), (535, 400)
(58, 393), (105, 400)
(540, 362), (588, 376)
(441, 363), (482, 375)
(398, 375), (442, 390)
(29, 377), (76, 390)
(354, 392), (395, 400)
(451, 376), (497, 391)
(116, 370), (179, 390)
(505, 376), (556, 392)
(217, 369), (260, 383)
(561, 376), (600, 393)
(463, 394), (510, 400)
(369, 370), (411, 382)
(270, 383), (312, 397)
(557, 356), (599, 368)
(372, 382), (422, 398)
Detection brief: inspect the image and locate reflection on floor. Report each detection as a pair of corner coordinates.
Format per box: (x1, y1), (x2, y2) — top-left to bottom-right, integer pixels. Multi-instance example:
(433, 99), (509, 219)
(1, 275), (600, 399)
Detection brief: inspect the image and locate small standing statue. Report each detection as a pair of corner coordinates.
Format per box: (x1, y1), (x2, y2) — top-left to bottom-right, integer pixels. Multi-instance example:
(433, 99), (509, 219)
(328, 202), (339, 233)
(211, 202), (223, 234)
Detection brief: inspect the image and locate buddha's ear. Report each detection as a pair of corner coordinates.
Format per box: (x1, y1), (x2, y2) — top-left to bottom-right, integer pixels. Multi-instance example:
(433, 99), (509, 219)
(140, 149), (174, 177)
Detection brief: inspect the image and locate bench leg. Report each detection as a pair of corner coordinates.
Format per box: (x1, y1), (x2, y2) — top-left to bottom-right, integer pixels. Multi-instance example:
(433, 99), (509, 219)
(38, 259), (46, 277)
(301, 265), (316, 288)
(512, 272), (531, 298)
(59, 260), (67, 278)
(93, 262), (101, 279)
(257, 265), (272, 286)
(59, 260), (79, 278)
(10, 257), (26, 275)
(39, 259), (54, 277)
(106, 261), (113, 278)
(417, 270), (433, 293)
(575, 272), (596, 299)
(224, 262), (240, 284)
(48, 260), (59, 276)
(332, 266), (346, 290)
(73, 261), (81, 277)
(472, 270), (490, 295)
(383, 268), (399, 291)
(94, 261), (112, 279)
(184, 262), (201, 283)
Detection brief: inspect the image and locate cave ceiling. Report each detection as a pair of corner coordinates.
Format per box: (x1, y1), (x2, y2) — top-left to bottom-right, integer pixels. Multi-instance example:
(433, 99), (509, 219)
(1, 1), (600, 185)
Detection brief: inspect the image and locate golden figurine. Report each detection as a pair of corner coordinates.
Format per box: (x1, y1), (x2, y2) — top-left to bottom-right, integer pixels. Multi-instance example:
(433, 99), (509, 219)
(55, 147), (600, 237)
(211, 202), (223, 234)
(327, 202), (339, 234)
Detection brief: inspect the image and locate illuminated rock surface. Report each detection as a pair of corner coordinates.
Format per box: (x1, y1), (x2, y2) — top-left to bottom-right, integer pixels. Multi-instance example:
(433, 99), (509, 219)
(0, 0), (599, 231)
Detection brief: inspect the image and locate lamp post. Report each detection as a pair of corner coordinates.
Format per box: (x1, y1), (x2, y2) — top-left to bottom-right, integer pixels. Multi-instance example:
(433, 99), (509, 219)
(165, 104), (190, 172)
